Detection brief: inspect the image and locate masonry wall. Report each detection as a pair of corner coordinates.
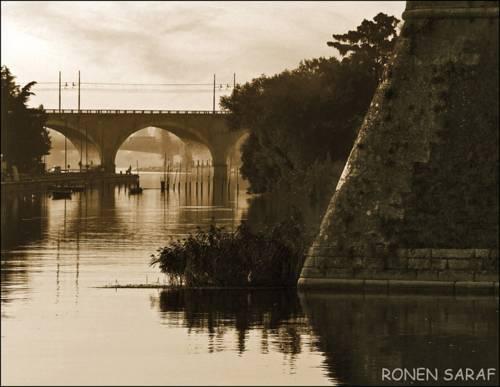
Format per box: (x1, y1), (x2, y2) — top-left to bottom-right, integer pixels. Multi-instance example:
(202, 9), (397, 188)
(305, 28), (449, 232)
(299, 2), (499, 289)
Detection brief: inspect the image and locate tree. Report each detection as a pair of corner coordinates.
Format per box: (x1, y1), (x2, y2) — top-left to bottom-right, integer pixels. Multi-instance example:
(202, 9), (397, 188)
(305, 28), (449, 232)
(327, 12), (400, 79)
(1, 66), (51, 173)
(221, 13), (399, 195)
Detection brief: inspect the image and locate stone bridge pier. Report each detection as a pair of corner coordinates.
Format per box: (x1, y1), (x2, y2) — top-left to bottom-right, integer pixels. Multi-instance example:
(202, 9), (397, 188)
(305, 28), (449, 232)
(44, 110), (248, 178)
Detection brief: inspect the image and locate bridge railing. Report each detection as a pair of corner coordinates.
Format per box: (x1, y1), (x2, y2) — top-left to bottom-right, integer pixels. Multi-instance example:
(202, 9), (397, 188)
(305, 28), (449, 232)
(44, 109), (230, 115)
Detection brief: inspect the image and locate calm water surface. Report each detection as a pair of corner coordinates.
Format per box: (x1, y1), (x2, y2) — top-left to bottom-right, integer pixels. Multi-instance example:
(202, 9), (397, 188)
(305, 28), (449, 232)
(1, 172), (498, 386)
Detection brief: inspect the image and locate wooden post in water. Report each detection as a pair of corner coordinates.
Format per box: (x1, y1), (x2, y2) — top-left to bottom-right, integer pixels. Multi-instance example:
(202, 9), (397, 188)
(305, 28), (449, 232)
(236, 166), (240, 193)
(166, 161), (170, 192)
(177, 163), (181, 193)
(161, 152), (166, 192)
(172, 162), (176, 192)
(195, 160), (199, 196)
(227, 158), (231, 200)
(207, 159), (211, 196)
(78, 71), (82, 173)
(200, 160), (204, 195)
(189, 160), (193, 195)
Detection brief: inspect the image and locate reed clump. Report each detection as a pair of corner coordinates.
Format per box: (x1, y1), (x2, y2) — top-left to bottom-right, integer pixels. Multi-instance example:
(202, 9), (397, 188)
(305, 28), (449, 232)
(151, 216), (305, 287)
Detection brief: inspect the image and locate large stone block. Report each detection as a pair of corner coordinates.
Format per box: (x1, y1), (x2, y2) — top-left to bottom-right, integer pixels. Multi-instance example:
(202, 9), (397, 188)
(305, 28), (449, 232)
(455, 281), (496, 296)
(356, 269), (417, 281)
(438, 270), (474, 282)
(325, 267), (356, 279)
(416, 270), (439, 281)
(388, 280), (454, 295)
(431, 258), (447, 270)
(364, 280), (389, 293)
(386, 255), (408, 270)
(408, 257), (431, 270)
(475, 249), (490, 259)
(408, 248), (431, 258)
(447, 258), (473, 271)
(432, 249), (475, 259)
(474, 272), (500, 282)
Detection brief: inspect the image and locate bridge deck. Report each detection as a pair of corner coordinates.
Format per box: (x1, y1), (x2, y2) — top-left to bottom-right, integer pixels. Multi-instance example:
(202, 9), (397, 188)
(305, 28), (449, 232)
(44, 109), (229, 115)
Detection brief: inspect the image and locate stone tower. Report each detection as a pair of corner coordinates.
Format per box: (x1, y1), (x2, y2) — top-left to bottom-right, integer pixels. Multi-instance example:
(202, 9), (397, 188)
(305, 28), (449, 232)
(299, 1), (499, 291)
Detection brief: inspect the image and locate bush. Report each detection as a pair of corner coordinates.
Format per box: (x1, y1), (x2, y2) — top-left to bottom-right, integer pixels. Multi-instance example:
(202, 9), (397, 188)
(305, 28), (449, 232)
(151, 215), (305, 287)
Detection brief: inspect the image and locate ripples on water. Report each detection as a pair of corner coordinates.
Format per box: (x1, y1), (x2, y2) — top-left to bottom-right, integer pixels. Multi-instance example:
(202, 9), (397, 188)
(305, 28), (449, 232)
(1, 172), (498, 386)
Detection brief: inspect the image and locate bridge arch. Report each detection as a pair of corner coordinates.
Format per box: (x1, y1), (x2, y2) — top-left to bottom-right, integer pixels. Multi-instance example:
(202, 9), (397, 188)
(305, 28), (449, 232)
(114, 126), (212, 171)
(44, 110), (248, 177)
(44, 123), (101, 169)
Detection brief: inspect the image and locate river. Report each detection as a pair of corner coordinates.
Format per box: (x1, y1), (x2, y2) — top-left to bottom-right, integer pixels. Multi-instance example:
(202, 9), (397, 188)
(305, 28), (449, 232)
(1, 172), (498, 386)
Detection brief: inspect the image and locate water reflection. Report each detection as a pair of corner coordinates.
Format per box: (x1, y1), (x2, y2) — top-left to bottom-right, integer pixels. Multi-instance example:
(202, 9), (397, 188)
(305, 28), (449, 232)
(1, 173), (249, 307)
(1, 192), (47, 250)
(153, 289), (313, 363)
(300, 293), (499, 386)
(1, 193), (47, 304)
(1, 173), (498, 385)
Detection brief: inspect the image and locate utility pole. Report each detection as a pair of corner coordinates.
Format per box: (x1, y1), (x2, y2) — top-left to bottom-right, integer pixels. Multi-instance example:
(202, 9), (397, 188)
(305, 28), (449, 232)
(212, 73), (216, 114)
(78, 70), (82, 172)
(233, 73), (236, 89)
(85, 125), (88, 170)
(60, 71), (67, 171)
(58, 71), (62, 111)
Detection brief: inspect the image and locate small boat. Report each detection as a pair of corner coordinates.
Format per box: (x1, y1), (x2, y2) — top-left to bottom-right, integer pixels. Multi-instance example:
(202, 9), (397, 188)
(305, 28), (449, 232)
(51, 189), (72, 200)
(129, 185), (143, 195)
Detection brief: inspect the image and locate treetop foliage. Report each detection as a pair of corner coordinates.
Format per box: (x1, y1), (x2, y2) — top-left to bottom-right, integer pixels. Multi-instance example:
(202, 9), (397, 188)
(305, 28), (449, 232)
(327, 12), (400, 78)
(220, 13), (399, 195)
(1, 65), (50, 173)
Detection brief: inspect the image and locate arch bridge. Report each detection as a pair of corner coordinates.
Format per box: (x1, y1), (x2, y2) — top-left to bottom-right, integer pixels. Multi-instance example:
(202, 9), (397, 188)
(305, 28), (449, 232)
(44, 109), (248, 178)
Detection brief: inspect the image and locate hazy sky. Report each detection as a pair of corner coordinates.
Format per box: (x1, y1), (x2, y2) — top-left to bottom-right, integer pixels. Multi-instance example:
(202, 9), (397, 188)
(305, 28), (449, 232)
(2, 1), (405, 110)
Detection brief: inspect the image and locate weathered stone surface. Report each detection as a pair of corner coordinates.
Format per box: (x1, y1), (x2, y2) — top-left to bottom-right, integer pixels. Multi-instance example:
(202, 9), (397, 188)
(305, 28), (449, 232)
(482, 254), (499, 271)
(447, 258), (473, 270)
(438, 270), (474, 282)
(300, 267), (323, 278)
(364, 280), (389, 292)
(408, 258), (431, 270)
(475, 249), (490, 259)
(364, 258), (385, 270)
(386, 255), (408, 270)
(475, 272), (500, 282)
(431, 258), (447, 270)
(416, 270), (439, 281)
(432, 249), (475, 259)
(355, 270), (418, 281)
(299, 1), (499, 289)
(455, 281), (496, 296)
(388, 280), (454, 295)
(408, 249), (431, 258)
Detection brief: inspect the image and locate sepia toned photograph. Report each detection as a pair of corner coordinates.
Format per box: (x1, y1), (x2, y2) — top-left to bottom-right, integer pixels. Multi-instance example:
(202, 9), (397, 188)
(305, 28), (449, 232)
(1, 1), (498, 386)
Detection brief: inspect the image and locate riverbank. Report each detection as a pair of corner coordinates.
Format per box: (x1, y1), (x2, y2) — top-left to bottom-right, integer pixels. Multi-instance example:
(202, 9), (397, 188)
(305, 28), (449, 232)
(1, 172), (139, 194)
(96, 284), (291, 290)
(96, 281), (499, 295)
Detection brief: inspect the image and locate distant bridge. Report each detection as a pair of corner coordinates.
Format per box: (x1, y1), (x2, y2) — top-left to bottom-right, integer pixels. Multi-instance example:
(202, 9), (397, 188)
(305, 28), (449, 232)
(44, 109), (247, 178)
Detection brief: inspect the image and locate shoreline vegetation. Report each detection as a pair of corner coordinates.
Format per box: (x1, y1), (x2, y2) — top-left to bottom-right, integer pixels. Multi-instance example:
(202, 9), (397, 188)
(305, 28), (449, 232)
(150, 216), (305, 287)
(146, 14), (401, 288)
